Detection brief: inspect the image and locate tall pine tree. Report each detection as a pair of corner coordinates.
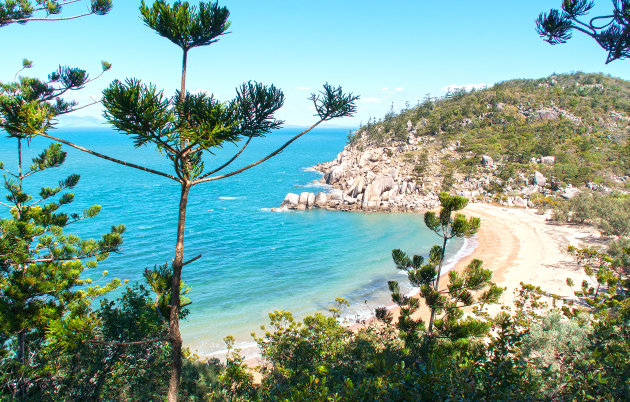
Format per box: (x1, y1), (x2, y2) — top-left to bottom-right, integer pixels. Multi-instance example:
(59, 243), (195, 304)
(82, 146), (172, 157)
(33, 1), (358, 399)
(0, 64), (124, 397)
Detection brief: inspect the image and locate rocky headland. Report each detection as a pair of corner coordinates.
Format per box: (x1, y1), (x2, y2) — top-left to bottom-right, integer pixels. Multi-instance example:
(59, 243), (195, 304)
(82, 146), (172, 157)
(276, 73), (629, 212)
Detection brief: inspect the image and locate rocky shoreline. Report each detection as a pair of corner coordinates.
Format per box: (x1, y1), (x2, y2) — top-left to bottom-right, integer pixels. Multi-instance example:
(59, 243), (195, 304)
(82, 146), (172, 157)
(275, 121), (591, 213)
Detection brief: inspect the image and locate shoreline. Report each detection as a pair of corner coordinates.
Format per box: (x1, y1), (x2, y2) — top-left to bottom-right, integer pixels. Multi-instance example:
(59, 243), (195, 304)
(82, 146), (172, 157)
(364, 202), (601, 329)
(193, 202), (601, 362)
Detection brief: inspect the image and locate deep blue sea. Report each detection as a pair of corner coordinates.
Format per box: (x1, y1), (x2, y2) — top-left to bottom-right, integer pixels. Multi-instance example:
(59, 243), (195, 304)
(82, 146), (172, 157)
(0, 127), (471, 355)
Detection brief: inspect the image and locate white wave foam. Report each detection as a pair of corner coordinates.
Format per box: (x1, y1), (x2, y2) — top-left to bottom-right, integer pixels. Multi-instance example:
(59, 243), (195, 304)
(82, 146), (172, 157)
(192, 341), (261, 362)
(218, 196), (244, 200)
(441, 236), (478, 274)
(338, 236), (479, 326)
(303, 181), (330, 190)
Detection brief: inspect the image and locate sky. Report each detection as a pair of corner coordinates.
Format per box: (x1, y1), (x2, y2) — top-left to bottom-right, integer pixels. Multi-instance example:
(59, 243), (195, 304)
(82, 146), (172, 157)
(2, 0), (630, 129)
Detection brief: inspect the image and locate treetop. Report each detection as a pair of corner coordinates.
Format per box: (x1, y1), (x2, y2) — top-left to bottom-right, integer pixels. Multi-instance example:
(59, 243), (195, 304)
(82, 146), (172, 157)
(140, 0), (231, 51)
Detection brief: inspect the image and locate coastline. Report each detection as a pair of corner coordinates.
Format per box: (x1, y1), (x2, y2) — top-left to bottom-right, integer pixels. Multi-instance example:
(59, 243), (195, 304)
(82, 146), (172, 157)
(364, 202), (601, 328)
(194, 202), (601, 363)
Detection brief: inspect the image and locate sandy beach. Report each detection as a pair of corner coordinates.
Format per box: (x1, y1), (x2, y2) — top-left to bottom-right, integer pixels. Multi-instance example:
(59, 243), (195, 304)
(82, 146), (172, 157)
(394, 203), (603, 324)
(344, 202), (603, 330)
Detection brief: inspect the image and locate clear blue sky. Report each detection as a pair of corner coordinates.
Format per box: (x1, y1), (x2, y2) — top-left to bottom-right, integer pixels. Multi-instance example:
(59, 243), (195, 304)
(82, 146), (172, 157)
(2, 0), (629, 128)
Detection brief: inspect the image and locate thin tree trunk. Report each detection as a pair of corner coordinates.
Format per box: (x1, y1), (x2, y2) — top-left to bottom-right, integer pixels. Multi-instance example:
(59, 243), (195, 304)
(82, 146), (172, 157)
(16, 139), (26, 399)
(167, 182), (191, 402)
(17, 138), (22, 190)
(180, 50), (188, 103)
(17, 331), (25, 398)
(428, 236), (449, 334)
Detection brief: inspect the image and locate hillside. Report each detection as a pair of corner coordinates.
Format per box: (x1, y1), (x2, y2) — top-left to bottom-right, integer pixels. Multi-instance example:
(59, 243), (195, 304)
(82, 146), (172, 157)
(280, 72), (630, 211)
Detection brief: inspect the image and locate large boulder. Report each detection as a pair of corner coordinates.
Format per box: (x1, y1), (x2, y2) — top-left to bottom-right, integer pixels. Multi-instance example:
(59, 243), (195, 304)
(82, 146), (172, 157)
(481, 155), (494, 167)
(371, 174), (395, 196)
(297, 192), (310, 210)
(314, 192), (327, 207)
(306, 192), (315, 208)
(281, 193), (299, 209)
(407, 181), (416, 194)
(522, 185), (540, 196)
(561, 186), (582, 199)
(536, 108), (559, 120)
(513, 196), (527, 208)
(532, 171), (546, 186)
(326, 165), (345, 184)
(328, 191), (343, 201)
(400, 181), (408, 194)
(540, 156), (555, 165)
(349, 177), (365, 198)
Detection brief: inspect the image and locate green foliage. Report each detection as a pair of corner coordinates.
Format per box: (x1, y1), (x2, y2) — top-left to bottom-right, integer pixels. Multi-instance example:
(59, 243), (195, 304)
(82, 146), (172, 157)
(0, 0), (112, 27)
(0, 62), (112, 138)
(140, 0), (231, 51)
(96, 2), (358, 398)
(390, 194), (497, 342)
(553, 192), (630, 237)
(0, 283), (222, 399)
(354, 73), (630, 186)
(537, 0), (630, 64)
(424, 192), (479, 239)
(0, 141), (125, 398)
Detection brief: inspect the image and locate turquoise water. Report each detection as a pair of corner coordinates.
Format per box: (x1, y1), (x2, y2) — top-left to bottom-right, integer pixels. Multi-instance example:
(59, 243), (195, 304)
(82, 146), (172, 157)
(0, 128), (467, 354)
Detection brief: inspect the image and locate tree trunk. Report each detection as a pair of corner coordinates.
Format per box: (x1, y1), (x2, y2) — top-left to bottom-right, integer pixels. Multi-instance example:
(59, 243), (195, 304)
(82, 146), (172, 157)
(18, 137), (22, 190)
(180, 49), (188, 103)
(427, 236), (449, 334)
(167, 182), (191, 402)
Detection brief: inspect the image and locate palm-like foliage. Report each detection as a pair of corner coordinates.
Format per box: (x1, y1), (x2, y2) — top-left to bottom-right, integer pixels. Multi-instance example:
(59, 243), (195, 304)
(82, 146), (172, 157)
(140, 0), (230, 51)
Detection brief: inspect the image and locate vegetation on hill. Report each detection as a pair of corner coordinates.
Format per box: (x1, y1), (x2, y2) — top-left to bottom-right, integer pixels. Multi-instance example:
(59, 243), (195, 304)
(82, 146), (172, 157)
(352, 73), (630, 188)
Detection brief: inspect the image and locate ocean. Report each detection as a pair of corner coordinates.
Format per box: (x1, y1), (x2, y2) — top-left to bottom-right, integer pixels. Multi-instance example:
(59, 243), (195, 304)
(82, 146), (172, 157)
(0, 127), (471, 356)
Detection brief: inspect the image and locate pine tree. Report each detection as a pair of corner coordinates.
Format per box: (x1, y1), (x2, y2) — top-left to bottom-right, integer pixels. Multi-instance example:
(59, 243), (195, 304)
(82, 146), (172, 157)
(1, 5), (121, 394)
(388, 193), (491, 336)
(33, 1), (359, 399)
(0, 71), (124, 396)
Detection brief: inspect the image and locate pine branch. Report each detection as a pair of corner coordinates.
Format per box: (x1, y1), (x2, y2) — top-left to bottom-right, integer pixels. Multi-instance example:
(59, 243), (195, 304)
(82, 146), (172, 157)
(7, 12), (94, 24)
(193, 120), (323, 184)
(0, 166), (17, 178)
(37, 132), (182, 182)
(54, 99), (102, 116)
(199, 135), (252, 179)
(86, 337), (170, 346)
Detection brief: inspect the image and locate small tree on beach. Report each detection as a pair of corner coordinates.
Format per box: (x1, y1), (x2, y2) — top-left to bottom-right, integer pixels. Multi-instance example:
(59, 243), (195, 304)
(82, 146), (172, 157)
(385, 256), (503, 342)
(387, 193), (491, 336)
(31, 1), (358, 399)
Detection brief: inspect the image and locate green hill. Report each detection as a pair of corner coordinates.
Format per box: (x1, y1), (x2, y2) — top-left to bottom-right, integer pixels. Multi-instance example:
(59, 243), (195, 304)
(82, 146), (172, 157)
(352, 72), (630, 189)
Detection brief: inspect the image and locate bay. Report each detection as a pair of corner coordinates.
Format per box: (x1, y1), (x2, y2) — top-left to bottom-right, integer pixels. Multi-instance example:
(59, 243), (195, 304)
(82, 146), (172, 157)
(0, 127), (466, 354)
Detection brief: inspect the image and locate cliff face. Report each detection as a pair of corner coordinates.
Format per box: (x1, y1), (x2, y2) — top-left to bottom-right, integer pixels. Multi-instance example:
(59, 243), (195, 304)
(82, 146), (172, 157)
(277, 73), (630, 212)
